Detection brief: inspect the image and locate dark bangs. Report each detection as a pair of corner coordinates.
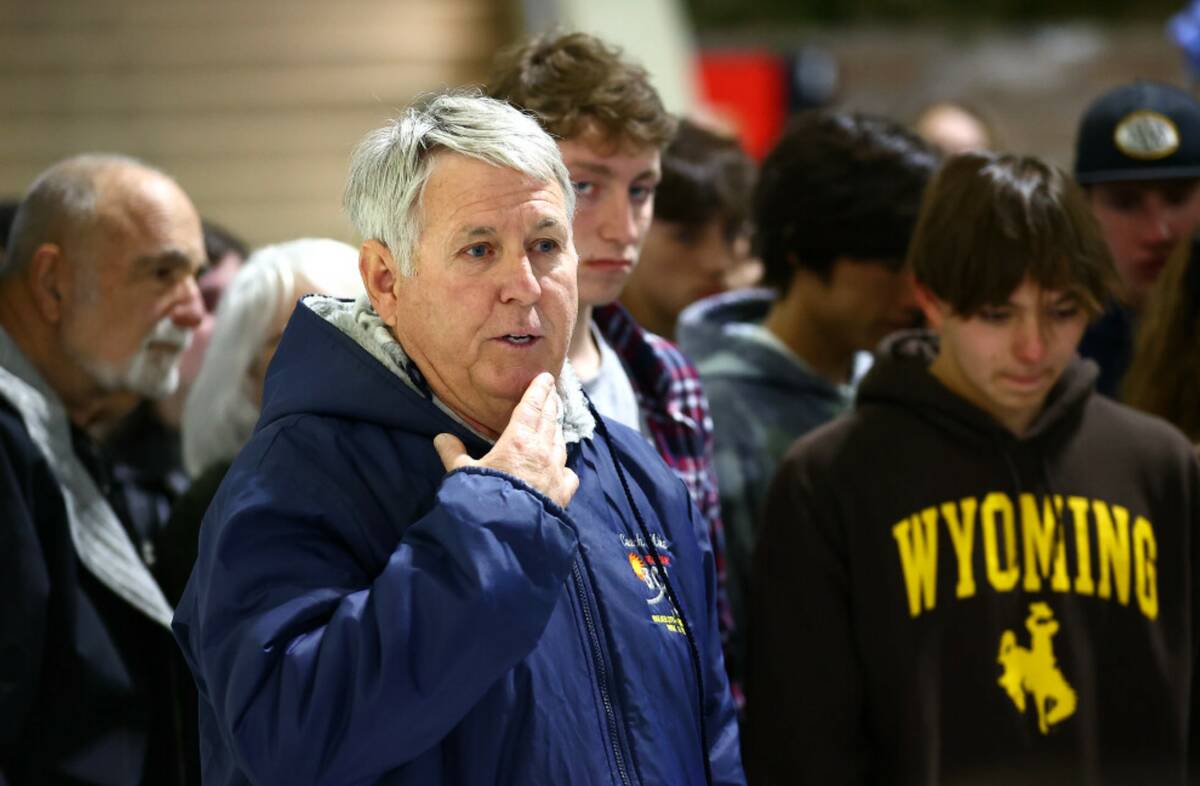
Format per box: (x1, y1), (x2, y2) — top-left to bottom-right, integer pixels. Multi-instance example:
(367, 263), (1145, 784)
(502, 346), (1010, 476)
(908, 152), (1116, 316)
(654, 120), (755, 240)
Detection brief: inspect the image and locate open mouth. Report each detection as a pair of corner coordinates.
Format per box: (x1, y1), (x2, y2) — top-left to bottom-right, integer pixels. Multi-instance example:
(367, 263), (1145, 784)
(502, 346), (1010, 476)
(501, 334), (539, 346)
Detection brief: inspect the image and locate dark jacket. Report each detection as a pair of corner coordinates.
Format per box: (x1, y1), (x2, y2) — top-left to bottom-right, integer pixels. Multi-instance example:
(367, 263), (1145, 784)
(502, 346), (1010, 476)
(173, 297), (744, 786)
(1077, 300), (1134, 398)
(750, 331), (1200, 786)
(0, 334), (189, 785)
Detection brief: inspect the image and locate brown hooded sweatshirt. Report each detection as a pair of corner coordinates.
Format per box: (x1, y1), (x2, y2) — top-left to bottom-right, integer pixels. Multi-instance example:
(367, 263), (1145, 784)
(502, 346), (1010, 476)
(749, 331), (1200, 786)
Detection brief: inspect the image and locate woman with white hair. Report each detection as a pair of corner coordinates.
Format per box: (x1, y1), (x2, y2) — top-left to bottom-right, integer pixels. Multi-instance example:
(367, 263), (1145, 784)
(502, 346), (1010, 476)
(157, 237), (363, 604)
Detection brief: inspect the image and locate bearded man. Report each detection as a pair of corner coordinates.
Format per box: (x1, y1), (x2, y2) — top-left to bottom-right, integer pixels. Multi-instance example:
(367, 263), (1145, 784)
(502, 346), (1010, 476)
(0, 154), (206, 784)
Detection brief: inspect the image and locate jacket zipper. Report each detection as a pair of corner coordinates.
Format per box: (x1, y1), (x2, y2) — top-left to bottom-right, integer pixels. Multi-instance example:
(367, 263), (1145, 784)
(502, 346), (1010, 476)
(572, 561), (634, 786)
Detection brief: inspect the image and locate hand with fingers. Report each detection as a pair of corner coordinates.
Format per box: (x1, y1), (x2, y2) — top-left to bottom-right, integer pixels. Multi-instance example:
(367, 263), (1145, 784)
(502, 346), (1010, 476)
(433, 372), (580, 509)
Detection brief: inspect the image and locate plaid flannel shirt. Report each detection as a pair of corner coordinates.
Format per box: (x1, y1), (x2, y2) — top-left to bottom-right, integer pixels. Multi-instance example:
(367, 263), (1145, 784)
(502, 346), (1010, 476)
(592, 303), (738, 701)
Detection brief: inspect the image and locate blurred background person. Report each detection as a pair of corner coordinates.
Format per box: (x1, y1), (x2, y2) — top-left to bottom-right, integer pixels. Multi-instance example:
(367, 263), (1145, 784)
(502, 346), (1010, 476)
(1074, 80), (1200, 396)
(158, 237), (362, 605)
(619, 118), (758, 341)
(100, 220), (248, 565)
(155, 220), (249, 431)
(676, 110), (939, 722)
(0, 153), (203, 786)
(152, 237), (360, 784)
(914, 99), (994, 155)
(1122, 232), (1200, 442)
(0, 200), (19, 265)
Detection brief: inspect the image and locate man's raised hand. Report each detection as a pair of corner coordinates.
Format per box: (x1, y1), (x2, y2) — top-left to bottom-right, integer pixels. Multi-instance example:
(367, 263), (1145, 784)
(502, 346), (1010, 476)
(433, 372), (579, 508)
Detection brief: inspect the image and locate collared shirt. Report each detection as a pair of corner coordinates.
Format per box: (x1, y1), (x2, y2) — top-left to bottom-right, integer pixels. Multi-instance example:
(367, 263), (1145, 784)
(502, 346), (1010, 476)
(592, 303), (736, 696)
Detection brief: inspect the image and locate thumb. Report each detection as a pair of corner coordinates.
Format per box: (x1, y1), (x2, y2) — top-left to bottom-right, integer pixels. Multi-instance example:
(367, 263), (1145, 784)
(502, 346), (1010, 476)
(433, 433), (473, 472)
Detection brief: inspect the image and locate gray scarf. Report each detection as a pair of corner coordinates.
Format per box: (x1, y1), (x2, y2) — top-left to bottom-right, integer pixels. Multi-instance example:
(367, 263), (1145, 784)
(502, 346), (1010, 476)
(0, 327), (172, 628)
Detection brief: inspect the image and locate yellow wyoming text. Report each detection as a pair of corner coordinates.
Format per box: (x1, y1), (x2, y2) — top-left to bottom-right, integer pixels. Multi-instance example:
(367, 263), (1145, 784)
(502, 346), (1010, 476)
(892, 493), (1157, 620)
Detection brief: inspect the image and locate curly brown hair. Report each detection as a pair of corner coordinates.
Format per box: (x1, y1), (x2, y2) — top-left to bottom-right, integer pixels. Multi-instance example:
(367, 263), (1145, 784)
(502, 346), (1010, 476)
(1123, 235), (1200, 440)
(487, 32), (676, 150)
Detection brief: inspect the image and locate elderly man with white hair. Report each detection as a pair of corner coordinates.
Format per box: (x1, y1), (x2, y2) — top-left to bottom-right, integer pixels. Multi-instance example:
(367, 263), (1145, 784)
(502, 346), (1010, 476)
(172, 92), (744, 786)
(0, 154), (205, 784)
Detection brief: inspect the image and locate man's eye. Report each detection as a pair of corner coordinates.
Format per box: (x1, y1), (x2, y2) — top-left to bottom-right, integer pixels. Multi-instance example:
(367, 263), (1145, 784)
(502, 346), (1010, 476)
(630, 184), (655, 203)
(979, 309), (1011, 324)
(532, 239), (559, 254)
(1052, 305), (1080, 320)
(1104, 191), (1141, 212)
(1164, 183), (1199, 206)
(464, 243), (490, 259)
(572, 181), (594, 197)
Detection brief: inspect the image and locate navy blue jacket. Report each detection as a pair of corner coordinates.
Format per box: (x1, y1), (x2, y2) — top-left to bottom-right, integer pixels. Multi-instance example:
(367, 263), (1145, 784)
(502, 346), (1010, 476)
(172, 301), (743, 786)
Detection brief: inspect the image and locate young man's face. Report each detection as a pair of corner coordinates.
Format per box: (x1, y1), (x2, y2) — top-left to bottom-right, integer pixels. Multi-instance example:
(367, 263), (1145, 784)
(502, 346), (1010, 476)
(1087, 178), (1200, 309)
(558, 132), (661, 309)
(622, 217), (753, 336)
(921, 277), (1089, 436)
(801, 256), (923, 355)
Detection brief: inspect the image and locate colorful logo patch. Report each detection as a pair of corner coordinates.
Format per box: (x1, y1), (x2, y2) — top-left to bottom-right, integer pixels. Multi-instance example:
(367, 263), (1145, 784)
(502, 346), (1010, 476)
(619, 534), (683, 634)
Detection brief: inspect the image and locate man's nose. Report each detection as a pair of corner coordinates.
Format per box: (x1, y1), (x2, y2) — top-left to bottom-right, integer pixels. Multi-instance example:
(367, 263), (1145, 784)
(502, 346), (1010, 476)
(498, 253), (542, 305)
(1142, 196), (1177, 243)
(895, 269), (920, 311)
(1012, 317), (1047, 364)
(170, 276), (205, 330)
(598, 193), (639, 247)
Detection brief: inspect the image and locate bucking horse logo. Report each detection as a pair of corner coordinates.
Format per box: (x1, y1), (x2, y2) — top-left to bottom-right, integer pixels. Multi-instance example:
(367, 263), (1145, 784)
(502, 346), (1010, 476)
(996, 602), (1077, 734)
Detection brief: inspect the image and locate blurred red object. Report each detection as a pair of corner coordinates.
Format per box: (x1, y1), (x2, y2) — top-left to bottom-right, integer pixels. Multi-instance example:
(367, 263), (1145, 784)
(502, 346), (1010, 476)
(696, 51), (787, 161)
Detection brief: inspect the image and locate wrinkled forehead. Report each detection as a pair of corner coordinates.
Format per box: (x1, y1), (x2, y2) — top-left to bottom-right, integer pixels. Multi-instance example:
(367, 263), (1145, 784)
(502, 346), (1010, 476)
(81, 170), (204, 271)
(412, 151), (571, 258)
(557, 127), (662, 175)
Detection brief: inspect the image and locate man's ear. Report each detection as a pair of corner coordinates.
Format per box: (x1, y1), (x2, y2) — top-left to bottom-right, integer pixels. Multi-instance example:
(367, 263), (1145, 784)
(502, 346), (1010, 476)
(359, 239), (401, 324)
(913, 282), (948, 330)
(29, 243), (68, 324)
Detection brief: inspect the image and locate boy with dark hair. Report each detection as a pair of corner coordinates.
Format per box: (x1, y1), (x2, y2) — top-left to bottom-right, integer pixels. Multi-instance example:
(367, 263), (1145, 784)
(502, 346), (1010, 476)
(489, 31), (738, 694)
(749, 152), (1200, 785)
(621, 119), (757, 340)
(1074, 80), (1200, 396)
(677, 111), (938, 700)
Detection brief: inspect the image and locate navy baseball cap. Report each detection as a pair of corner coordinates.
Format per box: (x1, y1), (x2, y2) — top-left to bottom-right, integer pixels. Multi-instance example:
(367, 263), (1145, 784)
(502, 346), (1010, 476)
(1074, 80), (1200, 185)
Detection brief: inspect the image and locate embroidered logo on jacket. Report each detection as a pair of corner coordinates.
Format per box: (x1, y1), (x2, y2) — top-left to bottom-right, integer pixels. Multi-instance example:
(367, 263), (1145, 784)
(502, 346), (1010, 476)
(620, 534), (684, 634)
(997, 602), (1077, 733)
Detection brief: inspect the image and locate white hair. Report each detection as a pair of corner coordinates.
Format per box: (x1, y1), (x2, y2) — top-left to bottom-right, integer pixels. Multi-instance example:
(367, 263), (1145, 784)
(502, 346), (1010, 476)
(181, 238), (363, 477)
(342, 90), (575, 277)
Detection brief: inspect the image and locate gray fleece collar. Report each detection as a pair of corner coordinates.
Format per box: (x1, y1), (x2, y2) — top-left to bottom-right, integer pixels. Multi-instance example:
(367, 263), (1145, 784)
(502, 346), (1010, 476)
(305, 294), (595, 444)
(0, 327), (173, 628)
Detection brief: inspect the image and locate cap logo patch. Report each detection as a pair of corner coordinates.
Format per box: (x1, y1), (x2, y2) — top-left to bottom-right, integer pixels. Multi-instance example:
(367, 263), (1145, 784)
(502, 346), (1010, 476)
(1114, 110), (1180, 160)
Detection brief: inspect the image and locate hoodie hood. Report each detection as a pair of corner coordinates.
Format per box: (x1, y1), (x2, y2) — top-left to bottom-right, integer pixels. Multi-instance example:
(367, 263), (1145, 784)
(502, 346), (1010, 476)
(860, 329), (1099, 446)
(677, 288), (846, 400)
(258, 295), (594, 453)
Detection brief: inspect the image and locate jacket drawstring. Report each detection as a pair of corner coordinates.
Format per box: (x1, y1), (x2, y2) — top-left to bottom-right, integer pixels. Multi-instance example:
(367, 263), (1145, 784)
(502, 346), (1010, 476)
(589, 401), (716, 786)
